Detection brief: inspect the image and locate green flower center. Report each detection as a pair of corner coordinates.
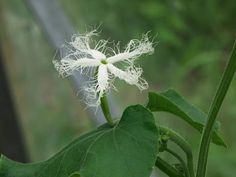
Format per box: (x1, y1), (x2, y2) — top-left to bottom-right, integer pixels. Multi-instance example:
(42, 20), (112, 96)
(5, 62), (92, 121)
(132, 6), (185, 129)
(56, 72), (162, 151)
(101, 59), (108, 64)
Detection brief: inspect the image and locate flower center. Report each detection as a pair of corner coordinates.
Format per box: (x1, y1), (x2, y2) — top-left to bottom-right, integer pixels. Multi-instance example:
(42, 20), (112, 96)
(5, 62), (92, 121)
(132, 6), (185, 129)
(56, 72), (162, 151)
(101, 59), (108, 64)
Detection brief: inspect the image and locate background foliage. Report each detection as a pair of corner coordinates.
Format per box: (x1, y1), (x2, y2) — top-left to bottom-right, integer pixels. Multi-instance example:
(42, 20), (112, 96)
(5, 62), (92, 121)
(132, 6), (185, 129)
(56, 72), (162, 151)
(1, 0), (236, 176)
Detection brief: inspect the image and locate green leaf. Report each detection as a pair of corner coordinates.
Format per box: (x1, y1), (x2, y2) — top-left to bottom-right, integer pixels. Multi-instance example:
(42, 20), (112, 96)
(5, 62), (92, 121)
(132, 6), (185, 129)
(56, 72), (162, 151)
(0, 105), (158, 177)
(146, 89), (226, 147)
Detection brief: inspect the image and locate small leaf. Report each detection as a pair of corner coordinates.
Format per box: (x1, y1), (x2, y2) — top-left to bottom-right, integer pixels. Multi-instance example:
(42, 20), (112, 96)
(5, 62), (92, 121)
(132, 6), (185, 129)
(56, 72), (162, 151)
(0, 105), (158, 177)
(146, 89), (226, 147)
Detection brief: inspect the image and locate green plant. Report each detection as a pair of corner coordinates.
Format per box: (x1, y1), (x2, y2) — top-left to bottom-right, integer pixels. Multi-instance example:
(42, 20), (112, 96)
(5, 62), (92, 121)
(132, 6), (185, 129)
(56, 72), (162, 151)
(0, 29), (235, 177)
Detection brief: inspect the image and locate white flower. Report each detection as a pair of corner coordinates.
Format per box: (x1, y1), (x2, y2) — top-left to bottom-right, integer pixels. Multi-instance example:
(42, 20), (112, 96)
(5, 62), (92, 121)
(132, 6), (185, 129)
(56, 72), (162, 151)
(53, 30), (154, 107)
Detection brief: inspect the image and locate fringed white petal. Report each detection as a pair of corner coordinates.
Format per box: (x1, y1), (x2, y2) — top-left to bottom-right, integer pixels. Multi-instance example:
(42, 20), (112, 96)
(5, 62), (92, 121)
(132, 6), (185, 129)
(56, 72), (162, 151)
(53, 58), (100, 77)
(97, 64), (109, 92)
(83, 65), (110, 107)
(107, 64), (148, 91)
(107, 33), (154, 64)
(89, 50), (106, 60)
(70, 30), (97, 51)
(69, 30), (107, 60)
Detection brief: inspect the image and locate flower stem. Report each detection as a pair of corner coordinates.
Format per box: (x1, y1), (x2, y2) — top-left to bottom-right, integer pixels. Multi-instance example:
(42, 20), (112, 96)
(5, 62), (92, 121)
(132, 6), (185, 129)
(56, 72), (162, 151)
(100, 95), (114, 126)
(155, 157), (184, 177)
(196, 41), (236, 177)
(165, 148), (190, 177)
(160, 127), (195, 177)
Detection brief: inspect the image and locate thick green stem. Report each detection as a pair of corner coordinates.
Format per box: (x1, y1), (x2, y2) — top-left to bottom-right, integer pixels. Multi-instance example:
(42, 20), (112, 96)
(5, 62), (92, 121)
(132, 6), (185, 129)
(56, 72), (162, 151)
(100, 95), (114, 126)
(160, 127), (195, 177)
(196, 41), (236, 177)
(155, 157), (184, 177)
(165, 148), (190, 177)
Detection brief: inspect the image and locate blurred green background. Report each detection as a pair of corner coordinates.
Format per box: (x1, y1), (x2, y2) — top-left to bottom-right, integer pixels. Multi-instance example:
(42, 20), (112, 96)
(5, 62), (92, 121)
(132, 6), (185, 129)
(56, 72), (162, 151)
(0, 0), (236, 176)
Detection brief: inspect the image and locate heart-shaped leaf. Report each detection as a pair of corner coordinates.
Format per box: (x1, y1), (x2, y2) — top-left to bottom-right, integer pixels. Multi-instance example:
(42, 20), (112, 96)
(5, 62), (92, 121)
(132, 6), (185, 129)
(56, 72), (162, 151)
(146, 89), (226, 147)
(0, 105), (158, 177)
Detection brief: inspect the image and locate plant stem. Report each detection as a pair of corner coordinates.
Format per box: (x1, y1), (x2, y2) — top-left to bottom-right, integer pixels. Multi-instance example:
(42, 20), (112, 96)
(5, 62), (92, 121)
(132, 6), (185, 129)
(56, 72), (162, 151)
(155, 157), (184, 177)
(160, 127), (195, 177)
(100, 95), (114, 126)
(196, 41), (236, 177)
(165, 148), (190, 177)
